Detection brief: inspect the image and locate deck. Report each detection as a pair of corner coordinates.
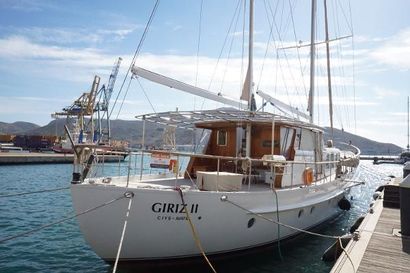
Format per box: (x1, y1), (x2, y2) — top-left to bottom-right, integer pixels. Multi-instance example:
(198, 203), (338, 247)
(330, 181), (410, 273)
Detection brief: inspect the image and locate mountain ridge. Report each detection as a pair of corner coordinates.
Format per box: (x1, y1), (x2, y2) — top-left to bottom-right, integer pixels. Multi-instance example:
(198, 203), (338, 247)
(0, 120), (403, 155)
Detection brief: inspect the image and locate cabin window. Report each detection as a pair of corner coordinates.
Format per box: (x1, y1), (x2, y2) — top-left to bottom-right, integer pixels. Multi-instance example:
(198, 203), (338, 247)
(280, 127), (295, 157)
(217, 130), (227, 146)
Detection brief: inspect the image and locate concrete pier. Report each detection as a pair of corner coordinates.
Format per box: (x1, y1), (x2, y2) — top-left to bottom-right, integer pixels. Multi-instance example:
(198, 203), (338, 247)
(0, 152), (124, 165)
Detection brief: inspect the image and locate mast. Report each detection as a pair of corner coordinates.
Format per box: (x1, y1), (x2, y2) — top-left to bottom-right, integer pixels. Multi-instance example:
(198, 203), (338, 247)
(308, 0), (317, 124)
(407, 96), (409, 150)
(245, 0), (254, 158)
(324, 0), (334, 140)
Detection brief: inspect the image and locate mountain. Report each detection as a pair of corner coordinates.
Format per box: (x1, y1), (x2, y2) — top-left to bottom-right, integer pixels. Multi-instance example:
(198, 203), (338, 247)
(0, 120), (403, 155)
(323, 127), (402, 155)
(0, 121), (40, 134)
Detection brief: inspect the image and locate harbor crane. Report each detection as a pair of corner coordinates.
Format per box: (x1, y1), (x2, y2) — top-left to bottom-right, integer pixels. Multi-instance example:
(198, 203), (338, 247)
(95, 57), (122, 144)
(52, 57), (122, 145)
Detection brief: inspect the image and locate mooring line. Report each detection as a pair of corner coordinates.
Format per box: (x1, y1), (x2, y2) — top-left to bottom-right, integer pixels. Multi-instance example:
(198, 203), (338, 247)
(221, 196), (340, 239)
(112, 192), (134, 273)
(0, 193), (128, 244)
(176, 187), (217, 273)
(222, 196), (358, 270)
(0, 186), (70, 198)
(271, 188), (283, 261)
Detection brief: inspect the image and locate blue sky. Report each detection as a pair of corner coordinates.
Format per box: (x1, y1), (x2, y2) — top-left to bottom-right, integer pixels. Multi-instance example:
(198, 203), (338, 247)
(0, 0), (409, 149)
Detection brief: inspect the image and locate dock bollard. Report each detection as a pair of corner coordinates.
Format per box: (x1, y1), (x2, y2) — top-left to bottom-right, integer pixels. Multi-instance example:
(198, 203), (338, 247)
(400, 168), (410, 253)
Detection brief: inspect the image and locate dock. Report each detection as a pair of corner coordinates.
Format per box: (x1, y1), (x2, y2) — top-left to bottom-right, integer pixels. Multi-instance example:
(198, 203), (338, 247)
(330, 177), (410, 273)
(0, 152), (125, 165)
(359, 155), (403, 165)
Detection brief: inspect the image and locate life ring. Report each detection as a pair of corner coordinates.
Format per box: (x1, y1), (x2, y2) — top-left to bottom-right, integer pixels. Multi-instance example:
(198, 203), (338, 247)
(303, 167), (313, 185)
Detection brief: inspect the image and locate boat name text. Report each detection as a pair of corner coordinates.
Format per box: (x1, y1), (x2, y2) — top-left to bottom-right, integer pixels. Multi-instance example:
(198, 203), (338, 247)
(151, 202), (199, 214)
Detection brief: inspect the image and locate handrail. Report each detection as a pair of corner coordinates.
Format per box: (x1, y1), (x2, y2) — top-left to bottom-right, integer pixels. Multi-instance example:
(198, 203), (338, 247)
(137, 149), (343, 166)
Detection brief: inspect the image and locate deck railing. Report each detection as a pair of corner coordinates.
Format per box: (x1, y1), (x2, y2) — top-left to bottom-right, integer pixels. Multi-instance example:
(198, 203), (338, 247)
(82, 147), (360, 190)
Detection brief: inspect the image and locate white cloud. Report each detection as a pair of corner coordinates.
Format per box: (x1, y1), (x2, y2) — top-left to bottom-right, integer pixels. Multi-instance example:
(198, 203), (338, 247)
(369, 27), (410, 70)
(0, 0), (56, 12)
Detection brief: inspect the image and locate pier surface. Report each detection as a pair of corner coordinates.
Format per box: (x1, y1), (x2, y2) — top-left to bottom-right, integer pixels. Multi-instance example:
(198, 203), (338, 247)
(331, 180), (410, 273)
(0, 152), (124, 165)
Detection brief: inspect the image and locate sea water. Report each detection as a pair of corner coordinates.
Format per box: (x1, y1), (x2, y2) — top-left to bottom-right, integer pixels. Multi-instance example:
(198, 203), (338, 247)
(0, 161), (404, 273)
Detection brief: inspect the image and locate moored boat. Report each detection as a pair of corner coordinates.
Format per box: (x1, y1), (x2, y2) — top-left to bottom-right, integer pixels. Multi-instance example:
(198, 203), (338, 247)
(69, 0), (360, 264)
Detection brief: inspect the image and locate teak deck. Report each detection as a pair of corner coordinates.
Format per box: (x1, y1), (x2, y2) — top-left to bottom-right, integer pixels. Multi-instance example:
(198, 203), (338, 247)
(331, 188), (410, 273)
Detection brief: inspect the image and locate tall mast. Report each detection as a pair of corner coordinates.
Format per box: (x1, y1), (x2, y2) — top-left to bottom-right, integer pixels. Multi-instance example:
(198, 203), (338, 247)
(245, 0), (254, 158)
(248, 0), (254, 109)
(308, 0), (317, 124)
(324, 0), (334, 140)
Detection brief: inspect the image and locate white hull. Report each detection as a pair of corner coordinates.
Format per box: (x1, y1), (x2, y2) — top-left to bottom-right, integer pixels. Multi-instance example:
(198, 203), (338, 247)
(71, 176), (347, 261)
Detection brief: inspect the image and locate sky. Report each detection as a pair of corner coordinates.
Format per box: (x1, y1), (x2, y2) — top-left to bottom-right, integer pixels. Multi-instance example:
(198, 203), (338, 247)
(0, 0), (409, 149)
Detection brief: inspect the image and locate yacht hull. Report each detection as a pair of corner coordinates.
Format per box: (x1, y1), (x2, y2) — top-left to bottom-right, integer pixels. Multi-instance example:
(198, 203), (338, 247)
(71, 179), (347, 261)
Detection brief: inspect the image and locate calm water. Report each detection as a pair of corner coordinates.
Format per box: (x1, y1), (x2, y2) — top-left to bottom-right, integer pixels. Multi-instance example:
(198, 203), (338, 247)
(0, 161), (404, 273)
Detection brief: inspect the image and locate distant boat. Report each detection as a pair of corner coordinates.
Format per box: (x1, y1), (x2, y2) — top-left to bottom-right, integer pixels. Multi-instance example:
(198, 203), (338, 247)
(70, 0), (360, 263)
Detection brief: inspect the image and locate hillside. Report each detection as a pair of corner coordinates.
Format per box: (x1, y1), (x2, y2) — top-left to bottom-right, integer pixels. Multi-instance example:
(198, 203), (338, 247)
(323, 127), (402, 155)
(0, 121), (40, 134)
(0, 120), (403, 155)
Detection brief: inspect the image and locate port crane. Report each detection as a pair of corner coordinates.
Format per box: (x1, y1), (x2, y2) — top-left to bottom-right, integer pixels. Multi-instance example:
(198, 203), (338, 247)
(52, 57), (122, 146)
(95, 57), (122, 144)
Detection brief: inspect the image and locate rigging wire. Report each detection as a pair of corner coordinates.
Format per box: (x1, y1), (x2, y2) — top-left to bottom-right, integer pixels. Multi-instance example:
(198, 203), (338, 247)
(115, 76), (133, 120)
(265, 0), (307, 118)
(0, 193), (128, 244)
(200, 0), (243, 111)
(0, 186), (70, 198)
(110, 0), (160, 119)
(255, 0), (280, 92)
(288, 0), (308, 99)
(219, 0), (243, 93)
(239, 0), (246, 109)
(194, 0), (204, 111)
(136, 77), (157, 114)
(347, 0), (357, 133)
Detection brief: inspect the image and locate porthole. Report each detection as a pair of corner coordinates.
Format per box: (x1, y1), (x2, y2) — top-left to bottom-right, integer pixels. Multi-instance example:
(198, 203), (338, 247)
(310, 206), (315, 214)
(298, 209), (304, 218)
(247, 218), (255, 228)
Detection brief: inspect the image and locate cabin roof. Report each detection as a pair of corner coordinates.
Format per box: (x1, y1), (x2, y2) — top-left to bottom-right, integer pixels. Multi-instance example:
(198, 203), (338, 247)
(135, 110), (322, 131)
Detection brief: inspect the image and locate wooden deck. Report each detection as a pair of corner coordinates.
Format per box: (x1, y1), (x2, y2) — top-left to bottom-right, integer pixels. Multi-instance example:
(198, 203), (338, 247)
(331, 187), (410, 273)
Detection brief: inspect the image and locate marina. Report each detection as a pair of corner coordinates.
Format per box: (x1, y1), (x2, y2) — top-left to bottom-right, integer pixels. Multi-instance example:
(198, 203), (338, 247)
(1, 0), (409, 272)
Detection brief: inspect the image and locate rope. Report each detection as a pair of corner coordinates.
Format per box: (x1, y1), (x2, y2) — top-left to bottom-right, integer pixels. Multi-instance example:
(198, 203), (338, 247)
(112, 192), (134, 273)
(110, 0), (160, 119)
(115, 76), (133, 120)
(222, 196), (339, 239)
(0, 193), (128, 244)
(136, 77), (156, 113)
(0, 186), (70, 198)
(176, 188), (217, 273)
(271, 188), (283, 260)
(338, 236), (356, 272)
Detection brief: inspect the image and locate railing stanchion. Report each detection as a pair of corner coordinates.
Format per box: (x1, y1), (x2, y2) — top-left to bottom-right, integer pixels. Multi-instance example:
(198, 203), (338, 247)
(217, 158), (220, 192)
(139, 115), (146, 181)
